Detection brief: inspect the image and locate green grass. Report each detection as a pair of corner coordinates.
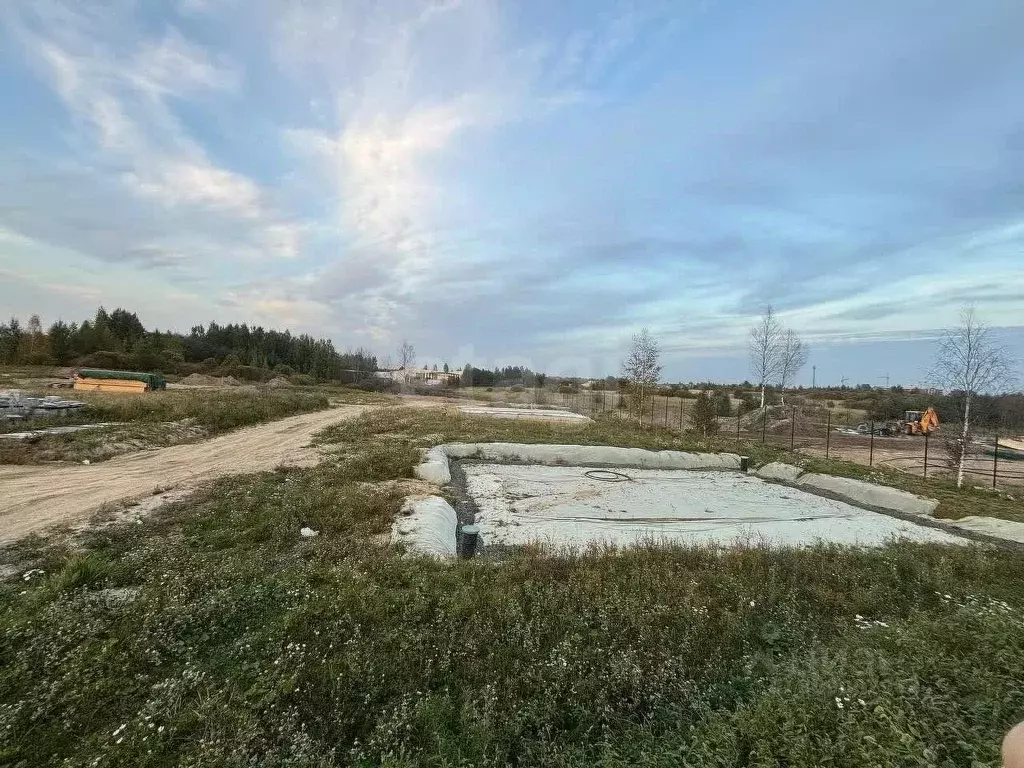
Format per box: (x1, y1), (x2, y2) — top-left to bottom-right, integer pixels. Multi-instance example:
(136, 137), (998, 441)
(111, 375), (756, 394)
(1, 406), (1023, 766)
(0, 386), (382, 464)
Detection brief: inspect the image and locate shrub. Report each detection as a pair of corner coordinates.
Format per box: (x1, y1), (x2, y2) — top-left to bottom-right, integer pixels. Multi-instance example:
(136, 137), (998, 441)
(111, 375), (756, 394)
(274, 364), (295, 376)
(714, 391), (733, 417)
(73, 350), (133, 370)
(689, 390), (720, 439)
(352, 377), (399, 394)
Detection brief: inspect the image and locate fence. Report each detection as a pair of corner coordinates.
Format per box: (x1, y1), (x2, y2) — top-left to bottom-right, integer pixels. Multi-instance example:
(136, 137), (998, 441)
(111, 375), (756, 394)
(456, 387), (1024, 488)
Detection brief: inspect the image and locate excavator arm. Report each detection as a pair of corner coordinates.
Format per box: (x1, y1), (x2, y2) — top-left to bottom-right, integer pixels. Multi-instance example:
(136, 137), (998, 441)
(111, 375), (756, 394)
(920, 407), (939, 434)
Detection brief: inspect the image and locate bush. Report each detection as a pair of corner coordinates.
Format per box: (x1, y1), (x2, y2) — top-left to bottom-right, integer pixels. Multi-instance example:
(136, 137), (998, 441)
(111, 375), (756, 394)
(738, 393), (759, 415)
(351, 377), (399, 394)
(714, 391), (733, 417)
(509, 385), (524, 393)
(73, 350), (134, 370)
(215, 363), (270, 382)
(288, 374), (316, 386)
(689, 391), (720, 439)
(274, 364), (295, 376)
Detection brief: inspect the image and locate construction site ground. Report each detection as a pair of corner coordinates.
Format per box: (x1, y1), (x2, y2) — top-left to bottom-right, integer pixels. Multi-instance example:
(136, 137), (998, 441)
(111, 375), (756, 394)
(0, 396), (459, 544)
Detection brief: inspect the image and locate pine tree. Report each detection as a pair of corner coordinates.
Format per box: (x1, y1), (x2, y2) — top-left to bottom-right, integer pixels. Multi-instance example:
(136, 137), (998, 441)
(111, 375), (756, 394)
(690, 391), (720, 440)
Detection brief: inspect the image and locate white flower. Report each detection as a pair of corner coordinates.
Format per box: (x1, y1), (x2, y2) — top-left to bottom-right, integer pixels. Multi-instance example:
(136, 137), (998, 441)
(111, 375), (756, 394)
(749, 600), (756, 607)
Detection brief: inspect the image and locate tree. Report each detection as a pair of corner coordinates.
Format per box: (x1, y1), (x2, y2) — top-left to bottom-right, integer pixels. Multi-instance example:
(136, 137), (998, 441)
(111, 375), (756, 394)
(749, 306), (783, 409)
(397, 340), (416, 386)
(622, 328), (661, 425)
(48, 321), (74, 364)
(443, 362), (449, 374)
(775, 329), (809, 406)
(690, 391), (720, 439)
(24, 315), (51, 365)
(0, 318), (23, 364)
(930, 306), (1014, 489)
(713, 390), (733, 417)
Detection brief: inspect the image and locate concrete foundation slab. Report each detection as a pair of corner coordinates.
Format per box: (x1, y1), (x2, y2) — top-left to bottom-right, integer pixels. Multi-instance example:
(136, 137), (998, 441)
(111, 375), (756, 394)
(463, 464), (965, 549)
(458, 406), (591, 422)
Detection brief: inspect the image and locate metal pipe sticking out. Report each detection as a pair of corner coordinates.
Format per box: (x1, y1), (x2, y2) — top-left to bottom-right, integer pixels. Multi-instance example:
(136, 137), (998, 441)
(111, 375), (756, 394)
(739, 456), (750, 472)
(459, 524), (480, 559)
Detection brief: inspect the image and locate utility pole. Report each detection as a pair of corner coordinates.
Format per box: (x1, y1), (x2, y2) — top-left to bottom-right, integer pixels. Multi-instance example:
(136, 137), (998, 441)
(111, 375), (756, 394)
(840, 376), (849, 389)
(879, 372), (890, 388)
(812, 365), (817, 389)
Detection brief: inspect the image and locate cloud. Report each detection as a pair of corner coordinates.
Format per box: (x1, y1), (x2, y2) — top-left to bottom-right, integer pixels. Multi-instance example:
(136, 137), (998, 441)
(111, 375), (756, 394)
(2, 0), (1023, 384)
(2, 0), (304, 272)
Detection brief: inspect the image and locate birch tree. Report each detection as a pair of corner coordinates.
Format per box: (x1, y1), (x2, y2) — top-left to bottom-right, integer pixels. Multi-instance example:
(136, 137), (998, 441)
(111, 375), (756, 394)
(775, 329), (809, 406)
(622, 328), (661, 426)
(930, 307), (1013, 489)
(749, 306), (783, 408)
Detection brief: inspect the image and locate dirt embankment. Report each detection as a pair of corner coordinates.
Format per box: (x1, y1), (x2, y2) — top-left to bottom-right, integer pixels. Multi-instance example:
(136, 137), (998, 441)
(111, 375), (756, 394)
(0, 404), (375, 543)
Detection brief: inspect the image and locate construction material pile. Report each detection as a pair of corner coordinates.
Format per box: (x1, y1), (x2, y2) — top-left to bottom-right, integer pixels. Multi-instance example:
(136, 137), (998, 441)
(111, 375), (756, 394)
(1, 390), (87, 421)
(75, 369), (166, 393)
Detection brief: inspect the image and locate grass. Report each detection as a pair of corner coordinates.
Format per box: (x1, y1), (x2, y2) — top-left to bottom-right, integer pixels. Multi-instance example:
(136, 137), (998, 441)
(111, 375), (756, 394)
(0, 385), (385, 464)
(1, 406), (1022, 765)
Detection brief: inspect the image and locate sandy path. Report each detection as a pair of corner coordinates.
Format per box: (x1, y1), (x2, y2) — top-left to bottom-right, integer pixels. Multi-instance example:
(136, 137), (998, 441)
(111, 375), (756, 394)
(0, 403), (380, 543)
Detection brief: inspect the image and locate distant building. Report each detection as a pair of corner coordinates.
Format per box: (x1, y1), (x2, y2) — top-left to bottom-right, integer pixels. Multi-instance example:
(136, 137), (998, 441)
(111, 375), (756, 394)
(374, 366), (459, 385)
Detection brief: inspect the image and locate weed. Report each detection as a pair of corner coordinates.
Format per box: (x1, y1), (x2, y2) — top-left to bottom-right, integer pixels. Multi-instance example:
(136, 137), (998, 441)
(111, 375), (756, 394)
(1, 406), (1022, 765)
(44, 552), (115, 594)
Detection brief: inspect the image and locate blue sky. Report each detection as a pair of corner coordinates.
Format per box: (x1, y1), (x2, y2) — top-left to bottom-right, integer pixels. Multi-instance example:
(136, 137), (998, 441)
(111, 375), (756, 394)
(1, 0), (1022, 386)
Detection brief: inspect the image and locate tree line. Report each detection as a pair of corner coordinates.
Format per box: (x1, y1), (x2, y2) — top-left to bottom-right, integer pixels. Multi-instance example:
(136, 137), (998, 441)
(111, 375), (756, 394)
(0, 308), (377, 382)
(459, 365), (545, 388)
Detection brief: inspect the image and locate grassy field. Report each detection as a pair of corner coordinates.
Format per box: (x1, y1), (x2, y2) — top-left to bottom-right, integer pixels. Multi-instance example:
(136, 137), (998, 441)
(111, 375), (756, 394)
(0, 385), (385, 464)
(1, 406), (1022, 766)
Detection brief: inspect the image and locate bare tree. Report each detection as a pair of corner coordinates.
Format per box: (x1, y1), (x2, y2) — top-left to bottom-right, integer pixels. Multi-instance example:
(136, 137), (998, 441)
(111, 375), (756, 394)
(775, 329), (809, 406)
(930, 306), (1013, 489)
(397, 340), (416, 387)
(749, 306), (783, 408)
(622, 328), (661, 425)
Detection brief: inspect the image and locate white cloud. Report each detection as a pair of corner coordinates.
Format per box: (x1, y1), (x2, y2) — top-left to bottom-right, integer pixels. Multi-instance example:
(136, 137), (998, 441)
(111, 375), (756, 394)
(5, 0), (302, 265)
(123, 160), (263, 218)
(130, 30), (239, 96)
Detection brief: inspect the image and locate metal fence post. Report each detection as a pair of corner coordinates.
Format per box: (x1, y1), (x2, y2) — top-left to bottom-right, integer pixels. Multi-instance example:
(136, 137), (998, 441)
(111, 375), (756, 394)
(790, 406), (796, 451)
(869, 421), (875, 467)
(923, 431), (929, 479)
(664, 396), (669, 426)
(735, 410), (741, 441)
(993, 432), (1000, 489)
(679, 399), (684, 431)
(825, 409), (831, 459)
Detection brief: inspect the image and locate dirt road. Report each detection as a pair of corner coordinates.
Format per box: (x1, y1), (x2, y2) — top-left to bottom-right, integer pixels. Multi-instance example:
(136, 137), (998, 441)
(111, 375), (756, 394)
(0, 403), (380, 543)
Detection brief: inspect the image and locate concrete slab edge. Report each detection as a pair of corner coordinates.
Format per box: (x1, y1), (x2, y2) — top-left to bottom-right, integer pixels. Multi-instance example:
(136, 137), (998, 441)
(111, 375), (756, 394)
(754, 461), (1022, 550)
(414, 442), (742, 482)
(392, 496), (458, 558)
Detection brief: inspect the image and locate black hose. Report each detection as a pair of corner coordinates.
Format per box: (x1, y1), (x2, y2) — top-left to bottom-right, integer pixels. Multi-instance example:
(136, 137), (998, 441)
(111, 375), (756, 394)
(583, 469), (633, 482)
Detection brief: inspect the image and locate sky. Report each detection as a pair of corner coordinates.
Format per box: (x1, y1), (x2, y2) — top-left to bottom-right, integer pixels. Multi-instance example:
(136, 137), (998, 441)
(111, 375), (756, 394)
(1, 0), (1023, 387)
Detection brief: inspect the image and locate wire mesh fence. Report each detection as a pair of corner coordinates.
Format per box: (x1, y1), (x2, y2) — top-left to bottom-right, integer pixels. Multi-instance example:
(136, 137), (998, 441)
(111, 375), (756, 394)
(454, 387), (1024, 488)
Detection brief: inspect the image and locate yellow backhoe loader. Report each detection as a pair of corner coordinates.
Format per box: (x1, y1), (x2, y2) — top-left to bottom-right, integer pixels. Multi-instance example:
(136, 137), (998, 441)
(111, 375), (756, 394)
(904, 407), (939, 436)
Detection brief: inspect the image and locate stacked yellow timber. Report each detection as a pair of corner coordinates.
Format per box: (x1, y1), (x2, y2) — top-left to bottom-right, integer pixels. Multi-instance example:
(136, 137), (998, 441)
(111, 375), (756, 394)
(73, 377), (149, 393)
